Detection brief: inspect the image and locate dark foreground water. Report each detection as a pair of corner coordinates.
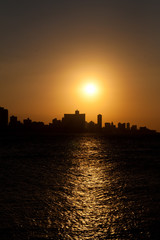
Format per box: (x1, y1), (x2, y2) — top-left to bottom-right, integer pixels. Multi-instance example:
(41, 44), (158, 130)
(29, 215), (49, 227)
(0, 134), (160, 240)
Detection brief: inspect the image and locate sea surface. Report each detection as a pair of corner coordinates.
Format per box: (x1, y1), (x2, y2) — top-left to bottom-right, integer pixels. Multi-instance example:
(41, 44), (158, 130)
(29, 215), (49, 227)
(0, 134), (160, 240)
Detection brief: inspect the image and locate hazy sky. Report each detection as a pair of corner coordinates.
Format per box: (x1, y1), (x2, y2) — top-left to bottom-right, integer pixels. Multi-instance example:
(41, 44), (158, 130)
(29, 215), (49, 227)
(0, 0), (160, 131)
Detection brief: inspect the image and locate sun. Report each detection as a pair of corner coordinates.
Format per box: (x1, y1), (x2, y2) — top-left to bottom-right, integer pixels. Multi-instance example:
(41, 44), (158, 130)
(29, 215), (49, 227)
(84, 83), (98, 96)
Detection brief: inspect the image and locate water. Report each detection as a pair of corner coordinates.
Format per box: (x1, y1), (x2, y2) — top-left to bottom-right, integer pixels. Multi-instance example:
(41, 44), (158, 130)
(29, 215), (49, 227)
(0, 134), (160, 239)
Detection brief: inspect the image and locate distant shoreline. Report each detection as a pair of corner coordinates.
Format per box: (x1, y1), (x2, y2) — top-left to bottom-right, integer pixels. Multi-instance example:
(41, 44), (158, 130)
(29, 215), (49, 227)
(0, 130), (160, 140)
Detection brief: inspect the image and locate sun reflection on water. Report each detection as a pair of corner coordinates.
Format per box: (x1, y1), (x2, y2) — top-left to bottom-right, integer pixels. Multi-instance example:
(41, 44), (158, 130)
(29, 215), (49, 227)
(29, 136), (149, 240)
(60, 137), (116, 239)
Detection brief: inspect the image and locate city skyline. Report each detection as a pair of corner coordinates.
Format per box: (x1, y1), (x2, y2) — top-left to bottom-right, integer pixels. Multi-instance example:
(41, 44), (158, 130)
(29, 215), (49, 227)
(0, 1), (160, 131)
(0, 107), (159, 135)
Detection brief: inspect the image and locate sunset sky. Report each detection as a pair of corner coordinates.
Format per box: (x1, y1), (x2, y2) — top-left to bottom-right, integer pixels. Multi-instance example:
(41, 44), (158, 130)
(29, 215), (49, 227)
(0, 0), (160, 131)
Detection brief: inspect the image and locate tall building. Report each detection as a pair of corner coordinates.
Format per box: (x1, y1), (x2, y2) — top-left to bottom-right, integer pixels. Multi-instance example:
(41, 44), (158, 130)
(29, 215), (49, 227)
(10, 115), (18, 127)
(62, 110), (85, 131)
(97, 114), (102, 129)
(127, 122), (130, 130)
(118, 122), (125, 129)
(10, 115), (21, 128)
(0, 107), (8, 128)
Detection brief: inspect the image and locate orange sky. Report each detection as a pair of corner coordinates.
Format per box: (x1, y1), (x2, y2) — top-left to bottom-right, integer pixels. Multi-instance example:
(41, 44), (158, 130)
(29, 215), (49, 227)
(0, 1), (160, 131)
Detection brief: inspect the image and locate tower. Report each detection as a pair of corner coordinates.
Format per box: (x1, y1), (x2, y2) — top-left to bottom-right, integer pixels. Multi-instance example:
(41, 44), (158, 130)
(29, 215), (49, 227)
(0, 107), (8, 128)
(97, 114), (102, 129)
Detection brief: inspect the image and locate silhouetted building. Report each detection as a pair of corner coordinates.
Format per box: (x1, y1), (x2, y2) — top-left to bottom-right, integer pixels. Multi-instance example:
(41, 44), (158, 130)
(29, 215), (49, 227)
(131, 125), (137, 131)
(32, 121), (44, 129)
(139, 126), (150, 133)
(23, 118), (32, 127)
(105, 122), (111, 128)
(86, 121), (97, 132)
(118, 122), (125, 129)
(51, 118), (62, 130)
(127, 123), (130, 130)
(97, 114), (102, 129)
(62, 110), (85, 131)
(10, 115), (17, 123)
(52, 118), (61, 125)
(139, 126), (147, 131)
(111, 122), (114, 126)
(10, 115), (18, 127)
(104, 121), (116, 135)
(105, 122), (116, 129)
(9, 115), (21, 129)
(0, 107), (8, 128)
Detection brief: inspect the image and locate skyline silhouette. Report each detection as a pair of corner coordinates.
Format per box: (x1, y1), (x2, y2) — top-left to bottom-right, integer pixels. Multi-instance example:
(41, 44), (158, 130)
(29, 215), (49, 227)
(0, 107), (159, 136)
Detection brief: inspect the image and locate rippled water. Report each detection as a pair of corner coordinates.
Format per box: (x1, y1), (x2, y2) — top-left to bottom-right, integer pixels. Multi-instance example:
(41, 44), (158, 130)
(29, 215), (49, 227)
(0, 134), (160, 239)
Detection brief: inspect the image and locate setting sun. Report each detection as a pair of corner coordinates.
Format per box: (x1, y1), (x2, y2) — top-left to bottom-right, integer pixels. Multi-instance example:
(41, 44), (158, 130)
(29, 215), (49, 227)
(84, 83), (98, 96)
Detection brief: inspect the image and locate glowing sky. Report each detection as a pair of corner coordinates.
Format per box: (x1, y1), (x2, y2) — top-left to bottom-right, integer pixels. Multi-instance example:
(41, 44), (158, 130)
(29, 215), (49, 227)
(0, 0), (160, 131)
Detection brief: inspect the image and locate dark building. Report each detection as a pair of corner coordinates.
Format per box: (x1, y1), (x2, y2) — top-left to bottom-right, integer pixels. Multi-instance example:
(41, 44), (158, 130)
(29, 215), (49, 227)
(62, 110), (85, 131)
(32, 121), (44, 129)
(105, 122), (116, 129)
(118, 122), (125, 129)
(97, 114), (102, 129)
(10, 115), (18, 125)
(23, 118), (32, 127)
(131, 125), (137, 131)
(127, 122), (130, 130)
(51, 118), (62, 130)
(10, 115), (18, 128)
(105, 122), (111, 128)
(86, 121), (97, 132)
(0, 107), (8, 128)
(9, 115), (22, 129)
(52, 118), (61, 126)
(104, 121), (116, 135)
